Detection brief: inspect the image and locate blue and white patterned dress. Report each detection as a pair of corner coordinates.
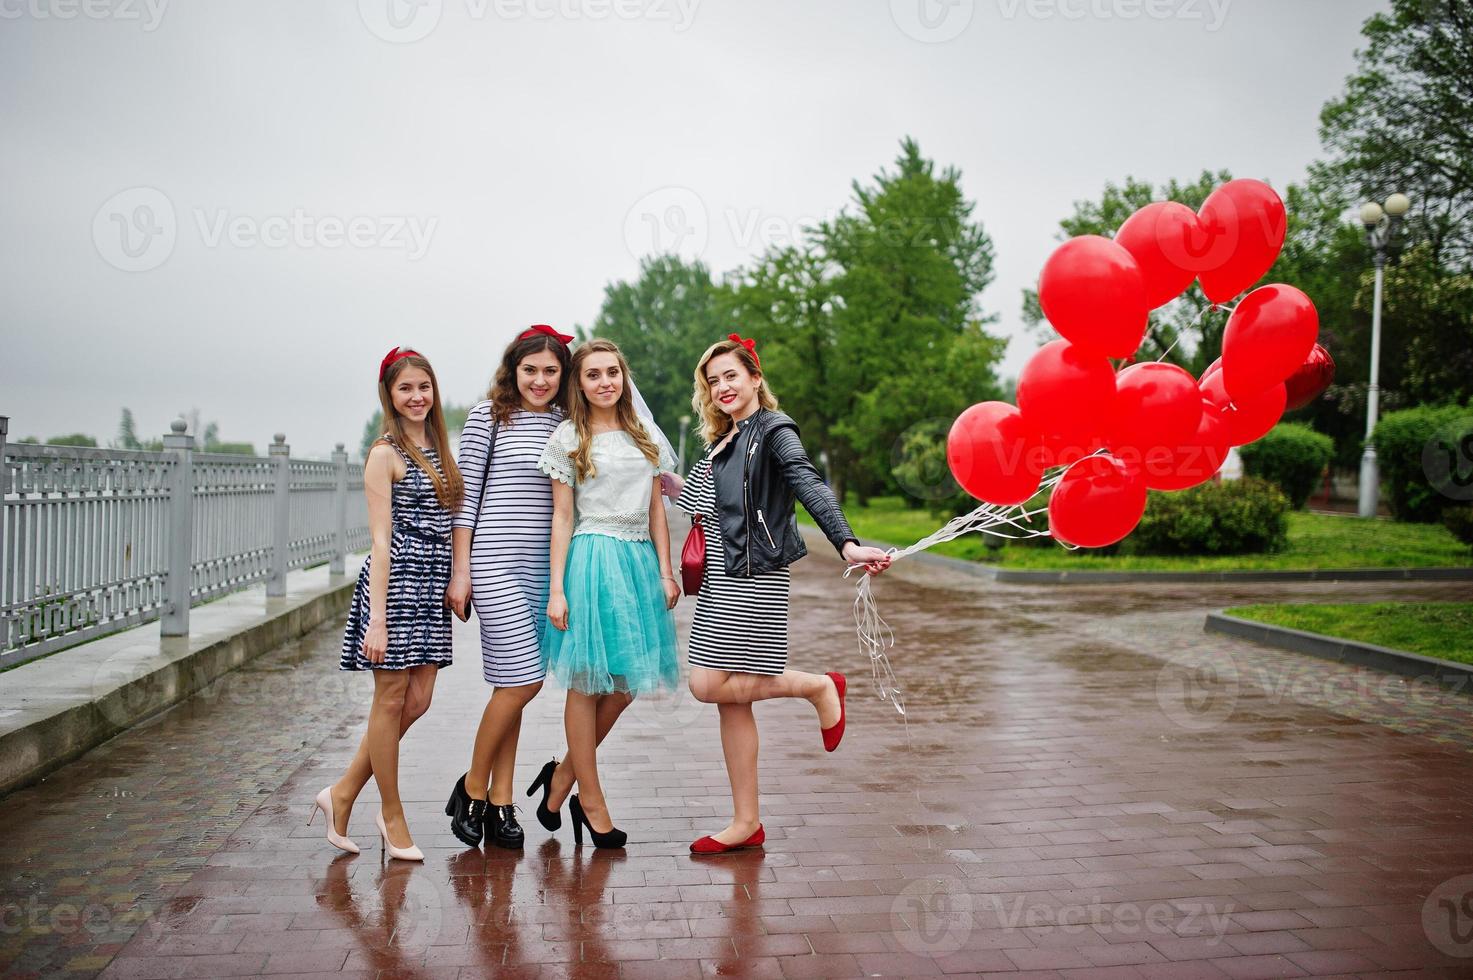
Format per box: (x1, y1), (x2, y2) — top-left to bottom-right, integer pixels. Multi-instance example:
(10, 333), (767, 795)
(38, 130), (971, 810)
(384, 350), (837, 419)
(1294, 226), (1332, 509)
(339, 439), (454, 671)
(454, 403), (562, 687)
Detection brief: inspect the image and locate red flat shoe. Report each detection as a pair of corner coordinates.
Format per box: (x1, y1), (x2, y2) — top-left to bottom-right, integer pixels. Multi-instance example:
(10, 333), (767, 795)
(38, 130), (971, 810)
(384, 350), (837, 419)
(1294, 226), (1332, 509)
(690, 825), (765, 854)
(821, 672), (846, 752)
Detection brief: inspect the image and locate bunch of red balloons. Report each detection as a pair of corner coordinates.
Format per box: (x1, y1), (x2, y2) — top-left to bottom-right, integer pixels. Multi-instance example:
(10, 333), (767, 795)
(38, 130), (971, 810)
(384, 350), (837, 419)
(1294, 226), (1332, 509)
(946, 179), (1337, 549)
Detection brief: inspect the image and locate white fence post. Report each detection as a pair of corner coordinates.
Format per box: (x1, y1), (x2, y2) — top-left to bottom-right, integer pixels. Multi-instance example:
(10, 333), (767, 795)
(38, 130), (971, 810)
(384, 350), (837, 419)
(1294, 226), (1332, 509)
(161, 418), (195, 636)
(331, 443), (348, 577)
(267, 433), (290, 597)
(0, 416), (8, 647)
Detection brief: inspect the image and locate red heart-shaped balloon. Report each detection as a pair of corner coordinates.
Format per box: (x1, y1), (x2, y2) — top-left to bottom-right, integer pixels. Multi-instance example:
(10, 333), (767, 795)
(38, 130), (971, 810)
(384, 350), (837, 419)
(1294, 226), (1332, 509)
(1196, 179), (1287, 304)
(1114, 201), (1203, 310)
(1284, 343), (1336, 411)
(1221, 284), (1319, 402)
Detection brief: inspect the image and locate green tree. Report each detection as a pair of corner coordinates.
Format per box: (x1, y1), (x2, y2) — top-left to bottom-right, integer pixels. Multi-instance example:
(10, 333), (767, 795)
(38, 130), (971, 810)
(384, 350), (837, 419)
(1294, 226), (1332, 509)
(47, 434), (99, 447)
(115, 408), (141, 450)
(1319, 0), (1473, 269)
(580, 254), (728, 457)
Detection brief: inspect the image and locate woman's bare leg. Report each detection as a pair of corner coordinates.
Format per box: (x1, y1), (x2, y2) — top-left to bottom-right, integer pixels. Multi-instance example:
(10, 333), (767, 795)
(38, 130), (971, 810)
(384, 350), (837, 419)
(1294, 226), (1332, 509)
(465, 681), (543, 803)
(545, 692), (632, 811)
(713, 701), (762, 845)
(689, 666), (840, 727)
(331, 665), (437, 837)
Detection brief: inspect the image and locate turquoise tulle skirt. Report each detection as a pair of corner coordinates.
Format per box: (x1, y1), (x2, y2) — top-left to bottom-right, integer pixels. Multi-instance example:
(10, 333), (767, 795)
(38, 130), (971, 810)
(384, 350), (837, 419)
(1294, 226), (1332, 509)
(540, 533), (680, 696)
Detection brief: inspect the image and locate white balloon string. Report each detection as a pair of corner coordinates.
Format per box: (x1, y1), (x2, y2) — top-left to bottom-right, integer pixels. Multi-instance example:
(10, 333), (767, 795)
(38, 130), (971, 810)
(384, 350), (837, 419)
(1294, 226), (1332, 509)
(843, 466), (1071, 721)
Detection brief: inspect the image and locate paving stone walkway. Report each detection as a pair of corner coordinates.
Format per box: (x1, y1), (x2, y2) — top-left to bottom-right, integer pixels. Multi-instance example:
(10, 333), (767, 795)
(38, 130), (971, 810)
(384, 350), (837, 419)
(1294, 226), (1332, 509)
(3, 533), (1471, 979)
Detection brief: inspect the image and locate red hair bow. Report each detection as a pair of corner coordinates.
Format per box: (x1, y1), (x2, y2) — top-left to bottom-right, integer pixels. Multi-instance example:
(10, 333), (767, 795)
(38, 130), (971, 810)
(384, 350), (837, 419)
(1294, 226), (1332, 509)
(379, 346), (422, 381)
(727, 332), (760, 368)
(520, 324), (574, 346)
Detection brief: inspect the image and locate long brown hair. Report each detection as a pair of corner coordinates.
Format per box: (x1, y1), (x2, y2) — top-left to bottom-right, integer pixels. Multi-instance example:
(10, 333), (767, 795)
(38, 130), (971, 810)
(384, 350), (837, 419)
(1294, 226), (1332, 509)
(567, 339), (662, 482)
(377, 352), (465, 511)
(485, 332), (572, 426)
(692, 337), (780, 444)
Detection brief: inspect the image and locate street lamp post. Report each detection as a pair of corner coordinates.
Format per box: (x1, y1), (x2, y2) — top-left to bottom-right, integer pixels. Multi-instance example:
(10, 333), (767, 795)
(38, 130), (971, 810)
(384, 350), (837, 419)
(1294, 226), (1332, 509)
(1356, 192), (1410, 518)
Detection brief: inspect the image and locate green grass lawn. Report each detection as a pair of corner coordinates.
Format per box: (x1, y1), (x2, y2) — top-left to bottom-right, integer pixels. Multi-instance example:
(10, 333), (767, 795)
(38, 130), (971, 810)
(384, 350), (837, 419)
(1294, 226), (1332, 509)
(800, 497), (1472, 572)
(1226, 602), (1473, 664)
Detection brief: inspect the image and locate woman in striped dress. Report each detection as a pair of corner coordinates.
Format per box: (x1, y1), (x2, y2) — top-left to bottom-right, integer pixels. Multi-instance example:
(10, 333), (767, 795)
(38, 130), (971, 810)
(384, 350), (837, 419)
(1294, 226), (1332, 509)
(314, 347), (464, 862)
(668, 335), (890, 854)
(444, 325), (571, 849)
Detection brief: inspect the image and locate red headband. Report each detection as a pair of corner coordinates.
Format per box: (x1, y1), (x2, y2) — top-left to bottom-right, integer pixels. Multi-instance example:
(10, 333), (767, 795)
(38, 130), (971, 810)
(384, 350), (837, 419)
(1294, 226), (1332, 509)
(379, 346), (422, 381)
(519, 324), (574, 346)
(727, 333), (760, 368)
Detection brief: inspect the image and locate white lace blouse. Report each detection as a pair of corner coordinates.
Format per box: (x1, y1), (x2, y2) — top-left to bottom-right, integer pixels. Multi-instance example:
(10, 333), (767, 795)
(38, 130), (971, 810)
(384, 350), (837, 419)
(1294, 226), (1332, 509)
(537, 420), (676, 542)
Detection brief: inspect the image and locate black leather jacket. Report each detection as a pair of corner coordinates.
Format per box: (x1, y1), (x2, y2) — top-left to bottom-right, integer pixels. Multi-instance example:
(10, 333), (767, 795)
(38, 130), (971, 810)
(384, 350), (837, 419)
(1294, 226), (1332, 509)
(707, 409), (857, 577)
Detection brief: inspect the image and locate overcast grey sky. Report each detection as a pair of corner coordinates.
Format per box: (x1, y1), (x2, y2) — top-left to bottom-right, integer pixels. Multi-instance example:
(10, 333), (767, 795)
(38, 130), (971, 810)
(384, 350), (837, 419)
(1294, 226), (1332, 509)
(0, 0), (1385, 458)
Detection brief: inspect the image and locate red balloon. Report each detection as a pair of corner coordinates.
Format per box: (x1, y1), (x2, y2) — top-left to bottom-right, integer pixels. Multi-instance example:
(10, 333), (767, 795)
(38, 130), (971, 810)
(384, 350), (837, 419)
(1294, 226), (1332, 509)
(946, 402), (1045, 506)
(1114, 201), (1203, 309)
(1200, 369), (1286, 446)
(1136, 399), (1231, 491)
(1284, 343), (1336, 411)
(1038, 235), (1149, 358)
(1016, 339), (1118, 467)
(1111, 361), (1203, 458)
(1048, 455), (1148, 548)
(1196, 179), (1287, 303)
(1221, 284), (1319, 401)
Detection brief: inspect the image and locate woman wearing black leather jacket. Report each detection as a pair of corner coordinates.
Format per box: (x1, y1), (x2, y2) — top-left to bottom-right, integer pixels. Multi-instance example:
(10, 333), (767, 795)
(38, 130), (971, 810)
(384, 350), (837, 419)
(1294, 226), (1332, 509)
(664, 334), (890, 854)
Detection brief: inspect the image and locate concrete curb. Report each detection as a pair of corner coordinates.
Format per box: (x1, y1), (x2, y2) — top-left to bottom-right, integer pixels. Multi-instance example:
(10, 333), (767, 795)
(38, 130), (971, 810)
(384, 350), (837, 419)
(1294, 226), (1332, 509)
(1204, 611), (1473, 692)
(801, 524), (1473, 585)
(0, 566), (359, 798)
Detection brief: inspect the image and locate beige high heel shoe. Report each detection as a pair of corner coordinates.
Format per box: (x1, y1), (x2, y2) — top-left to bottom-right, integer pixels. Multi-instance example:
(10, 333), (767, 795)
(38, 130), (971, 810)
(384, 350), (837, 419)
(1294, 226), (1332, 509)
(376, 810), (424, 862)
(310, 786), (360, 854)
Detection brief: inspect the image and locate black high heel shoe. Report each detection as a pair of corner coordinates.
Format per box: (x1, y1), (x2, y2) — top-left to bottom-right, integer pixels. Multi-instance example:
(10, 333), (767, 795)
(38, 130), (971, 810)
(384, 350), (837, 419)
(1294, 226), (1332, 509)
(568, 794), (626, 849)
(446, 773), (487, 848)
(525, 758), (562, 832)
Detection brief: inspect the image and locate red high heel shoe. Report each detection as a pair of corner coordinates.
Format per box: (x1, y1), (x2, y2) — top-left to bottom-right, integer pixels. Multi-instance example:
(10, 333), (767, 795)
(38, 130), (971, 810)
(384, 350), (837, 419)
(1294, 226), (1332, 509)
(690, 825), (764, 854)
(821, 672), (846, 752)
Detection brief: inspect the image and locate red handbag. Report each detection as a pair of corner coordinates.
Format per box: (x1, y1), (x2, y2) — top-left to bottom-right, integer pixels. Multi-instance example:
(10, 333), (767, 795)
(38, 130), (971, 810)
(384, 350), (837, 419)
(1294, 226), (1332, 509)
(680, 514), (706, 596)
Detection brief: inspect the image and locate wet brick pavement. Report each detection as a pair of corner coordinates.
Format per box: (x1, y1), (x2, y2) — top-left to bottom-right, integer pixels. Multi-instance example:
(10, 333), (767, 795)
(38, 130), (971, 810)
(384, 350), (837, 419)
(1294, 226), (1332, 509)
(3, 535), (1472, 979)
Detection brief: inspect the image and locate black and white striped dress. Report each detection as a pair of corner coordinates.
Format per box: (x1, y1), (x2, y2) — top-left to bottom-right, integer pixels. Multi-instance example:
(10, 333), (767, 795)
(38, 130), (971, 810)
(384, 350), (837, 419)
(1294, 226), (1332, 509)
(675, 450), (791, 675)
(340, 440), (453, 671)
(454, 403), (562, 687)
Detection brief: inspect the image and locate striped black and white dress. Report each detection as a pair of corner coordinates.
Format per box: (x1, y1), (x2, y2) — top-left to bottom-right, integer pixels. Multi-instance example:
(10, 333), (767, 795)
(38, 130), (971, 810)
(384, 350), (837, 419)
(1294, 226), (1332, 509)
(340, 439), (453, 671)
(675, 449), (791, 675)
(454, 403), (562, 687)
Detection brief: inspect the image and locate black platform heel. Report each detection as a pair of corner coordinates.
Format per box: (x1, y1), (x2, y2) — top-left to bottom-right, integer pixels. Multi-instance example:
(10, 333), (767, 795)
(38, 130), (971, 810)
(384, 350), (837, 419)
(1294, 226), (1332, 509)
(487, 803), (525, 850)
(569, 794), (626, 849)
(525, 758), (562, 832)
(446, 773), (487, 848)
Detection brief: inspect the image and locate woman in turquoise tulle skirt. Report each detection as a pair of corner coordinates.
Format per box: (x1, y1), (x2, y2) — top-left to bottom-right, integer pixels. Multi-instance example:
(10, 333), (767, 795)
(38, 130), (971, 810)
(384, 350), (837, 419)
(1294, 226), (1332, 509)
(531, 339), (680, 848)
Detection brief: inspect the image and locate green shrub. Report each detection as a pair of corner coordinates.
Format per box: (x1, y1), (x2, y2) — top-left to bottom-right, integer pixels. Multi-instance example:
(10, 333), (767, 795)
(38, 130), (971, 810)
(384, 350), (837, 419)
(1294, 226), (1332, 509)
(1445, 506), (1473, 548)
(1237, 423), (1334, 509)
(1372, 403), (1473, 522)
(1127, 477), (1289, 555)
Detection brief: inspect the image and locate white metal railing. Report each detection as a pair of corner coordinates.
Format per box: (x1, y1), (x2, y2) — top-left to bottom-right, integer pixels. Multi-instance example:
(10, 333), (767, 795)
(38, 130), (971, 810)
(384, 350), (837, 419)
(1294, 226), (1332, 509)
(0, 416), (369, 667)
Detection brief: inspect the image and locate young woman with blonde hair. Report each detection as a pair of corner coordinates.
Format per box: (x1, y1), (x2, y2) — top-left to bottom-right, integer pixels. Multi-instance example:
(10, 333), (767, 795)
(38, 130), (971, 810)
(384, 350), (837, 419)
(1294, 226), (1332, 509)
(314, 346), (464, 862)
(667, 334), (890, 854)
(529, 339), (681, 848)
